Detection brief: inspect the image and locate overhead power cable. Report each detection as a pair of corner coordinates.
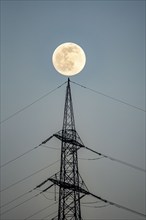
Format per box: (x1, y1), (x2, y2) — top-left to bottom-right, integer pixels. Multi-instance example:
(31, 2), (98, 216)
(1, 192), (41, 216)
(52, 132), (145, 173)
(0, 135), (54, 168)
(81, 200), (102, 204)
(0, 81), (67, 124)
(82, 204), (110, 208)
(41, 145), (60, 150)
(0, 159), (59, 192)
(81, 145), (146, 172)
(79, 156), (104, 161)
(0, 145), (40, 168)
(1, 184), (54, 216)
(41, 192), (55, 201)
(24, 202), (57, 220)
(0, 189), (33, 208)
(88, 191), (146, 218)
(35, 188), (59, 194)
(71, 80), (146, 112)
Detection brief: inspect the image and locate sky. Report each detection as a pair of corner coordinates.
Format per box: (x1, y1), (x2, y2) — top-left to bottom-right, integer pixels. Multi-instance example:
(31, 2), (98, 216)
(0, 0), (145, 219)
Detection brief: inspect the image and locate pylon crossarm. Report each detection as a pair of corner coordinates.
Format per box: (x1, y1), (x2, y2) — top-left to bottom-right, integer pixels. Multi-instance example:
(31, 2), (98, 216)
(34, 179), (50, 188)
(48, 178), (90, 196)
(35, 172), (60, 189)
(53, 131), (85, 149)
(40, 135), (54, 145)
(34, 182), (54, 192)
(41, 184), (54, 193)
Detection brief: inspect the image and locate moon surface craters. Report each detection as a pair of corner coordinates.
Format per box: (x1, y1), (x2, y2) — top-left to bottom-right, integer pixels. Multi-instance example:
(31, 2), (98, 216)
(52, 42), (86, 76)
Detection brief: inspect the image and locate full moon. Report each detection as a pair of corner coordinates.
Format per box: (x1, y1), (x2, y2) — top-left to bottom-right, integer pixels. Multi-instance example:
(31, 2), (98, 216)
(52, 42), (86, 76)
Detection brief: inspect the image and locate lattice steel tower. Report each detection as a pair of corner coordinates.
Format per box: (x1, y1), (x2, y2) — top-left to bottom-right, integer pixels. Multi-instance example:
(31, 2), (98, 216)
(49, 78), (88, 220)
(36, 78), (89, 220)
(34, 78), (145, 220)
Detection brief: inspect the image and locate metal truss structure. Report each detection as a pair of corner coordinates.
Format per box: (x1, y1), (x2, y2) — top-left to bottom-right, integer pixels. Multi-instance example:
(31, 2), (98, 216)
(35, 78), (146, 220)
(36, 78), (89, 220)
(51, 78), (88, 220)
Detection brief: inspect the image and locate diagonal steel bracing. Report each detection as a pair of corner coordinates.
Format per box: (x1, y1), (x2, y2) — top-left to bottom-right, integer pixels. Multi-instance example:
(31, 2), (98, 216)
(54, 78), (87, 220)
(36, 78), (89, 220)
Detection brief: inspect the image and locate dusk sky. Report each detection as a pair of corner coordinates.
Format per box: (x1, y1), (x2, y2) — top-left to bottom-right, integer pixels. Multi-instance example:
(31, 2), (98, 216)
(0, 1), (145, 219)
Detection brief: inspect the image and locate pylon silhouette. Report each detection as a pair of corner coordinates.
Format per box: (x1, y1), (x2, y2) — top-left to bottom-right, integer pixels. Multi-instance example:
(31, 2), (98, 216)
(36, 78), (89, 220)
(49, 78), (88, 220)
(35, 78), (146, 220)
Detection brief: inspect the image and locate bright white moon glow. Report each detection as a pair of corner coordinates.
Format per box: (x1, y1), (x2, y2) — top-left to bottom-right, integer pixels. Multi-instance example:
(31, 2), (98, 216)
(52, 42), (86, 76)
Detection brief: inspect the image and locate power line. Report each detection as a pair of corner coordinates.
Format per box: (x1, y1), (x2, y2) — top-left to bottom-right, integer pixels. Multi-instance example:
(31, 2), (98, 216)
(1, 185), (55, 217)
(89, 191), (146, 218)
(22, 189), (145, 219)
(40, 193), (104, 206)
(40, 194), (103, 205)
(0, 136), (54, 168)
(6, 180), (143, 219)
(81, 145), (146, 172)
(41, 192), (55, 201)
(40, 187), (146, 218)
(0, 145), (40, 168)
(79, 156), (104, 161)
(82, 204), (110, 208)
(0, 81), (67, 124)
(24, 202), (57, 220)
(51, 130), (145, 173)
(71, 80), (146, 112)
(35, 188), (59, 194)
(41, 144), (60, 150)
(0, 159), (59, 192)
(81, 201), (102, 205)
(45, 205), (107, 220)
(2, 138), (143, 195)
(0, 184), (54, 211)
(1, 192), (41, 216)
(0, 189), (33, 208)
(1, 78), (145, 219)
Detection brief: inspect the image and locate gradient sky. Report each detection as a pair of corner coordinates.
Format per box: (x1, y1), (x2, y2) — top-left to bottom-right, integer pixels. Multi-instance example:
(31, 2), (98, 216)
(1, 1), (145, 219)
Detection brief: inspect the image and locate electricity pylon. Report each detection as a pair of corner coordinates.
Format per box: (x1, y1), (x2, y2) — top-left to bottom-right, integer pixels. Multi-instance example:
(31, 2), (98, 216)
(36, 78), (89, 220)
(35, 78), (146, 220)
(49, 78), (89, 220)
